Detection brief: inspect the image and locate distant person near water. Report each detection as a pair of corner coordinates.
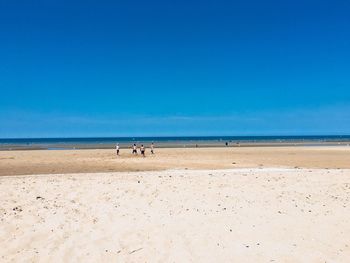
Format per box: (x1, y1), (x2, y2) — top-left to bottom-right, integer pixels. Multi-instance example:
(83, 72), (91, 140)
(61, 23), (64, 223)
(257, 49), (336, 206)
(140, 145), (145, 157)
(132, 144), (137, 154)
(151, 143), (155, 154)
(116, 143), (120, 156)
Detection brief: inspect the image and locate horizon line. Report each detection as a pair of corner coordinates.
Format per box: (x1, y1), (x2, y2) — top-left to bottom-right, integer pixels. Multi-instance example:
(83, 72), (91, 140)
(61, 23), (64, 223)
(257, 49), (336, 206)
(1, 134), (350, 140)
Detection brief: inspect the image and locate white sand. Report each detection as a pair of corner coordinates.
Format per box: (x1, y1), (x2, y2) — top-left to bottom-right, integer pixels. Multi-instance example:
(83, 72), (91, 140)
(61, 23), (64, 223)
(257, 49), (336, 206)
(1, 168), (350, 262)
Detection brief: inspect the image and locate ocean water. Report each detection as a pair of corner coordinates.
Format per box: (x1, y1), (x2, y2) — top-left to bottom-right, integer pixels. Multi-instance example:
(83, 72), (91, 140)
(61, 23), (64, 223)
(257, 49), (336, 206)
(0, 136), (350, 150)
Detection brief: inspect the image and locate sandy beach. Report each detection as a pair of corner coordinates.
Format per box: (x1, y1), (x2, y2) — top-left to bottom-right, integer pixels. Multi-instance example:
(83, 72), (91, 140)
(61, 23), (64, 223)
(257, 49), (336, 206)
(1, 147), (350, 262)
(1, 146), (350, 176)
(1, 167), (350, 262)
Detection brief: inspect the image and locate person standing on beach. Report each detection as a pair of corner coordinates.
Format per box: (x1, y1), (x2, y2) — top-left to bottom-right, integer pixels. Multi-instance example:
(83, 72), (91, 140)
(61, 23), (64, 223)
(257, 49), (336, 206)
(151, 143), (155, 154)
(132, 144), (137, 155)
(140, 145), (145, 157)
(116, 143), (120, 156)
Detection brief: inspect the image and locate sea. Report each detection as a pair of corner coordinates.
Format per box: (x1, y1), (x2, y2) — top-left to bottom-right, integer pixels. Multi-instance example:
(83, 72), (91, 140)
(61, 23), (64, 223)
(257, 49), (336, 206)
(0, 136), (350, 150)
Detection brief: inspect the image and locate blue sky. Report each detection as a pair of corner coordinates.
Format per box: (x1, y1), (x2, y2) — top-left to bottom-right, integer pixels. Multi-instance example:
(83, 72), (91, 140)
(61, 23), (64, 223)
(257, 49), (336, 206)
(0, 0), (350, 137)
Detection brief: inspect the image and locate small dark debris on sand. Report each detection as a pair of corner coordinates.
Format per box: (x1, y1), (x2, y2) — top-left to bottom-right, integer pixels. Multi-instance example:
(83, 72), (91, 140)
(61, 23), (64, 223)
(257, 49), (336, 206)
(129, 248), (143, 254)
(13, 207), (22, 212)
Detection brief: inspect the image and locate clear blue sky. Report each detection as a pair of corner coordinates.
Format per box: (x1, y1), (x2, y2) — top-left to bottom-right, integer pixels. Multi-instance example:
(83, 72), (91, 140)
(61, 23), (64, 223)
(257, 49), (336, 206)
(1, 0), (350, 138)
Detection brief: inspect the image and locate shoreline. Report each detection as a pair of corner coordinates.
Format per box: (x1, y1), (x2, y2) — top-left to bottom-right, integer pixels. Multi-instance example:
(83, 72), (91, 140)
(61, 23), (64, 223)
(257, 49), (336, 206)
(1, 135), (350, 151)
(1, 141), (350, 151)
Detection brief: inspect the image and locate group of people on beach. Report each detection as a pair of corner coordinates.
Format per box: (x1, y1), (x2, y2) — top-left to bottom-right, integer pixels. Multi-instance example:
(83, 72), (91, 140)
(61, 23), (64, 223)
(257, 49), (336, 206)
(115, 143), (154, 157)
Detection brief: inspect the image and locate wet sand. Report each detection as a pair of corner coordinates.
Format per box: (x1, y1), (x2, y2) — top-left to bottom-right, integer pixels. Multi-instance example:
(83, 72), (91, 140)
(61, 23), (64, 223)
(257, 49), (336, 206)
(1, 146), (350, 176)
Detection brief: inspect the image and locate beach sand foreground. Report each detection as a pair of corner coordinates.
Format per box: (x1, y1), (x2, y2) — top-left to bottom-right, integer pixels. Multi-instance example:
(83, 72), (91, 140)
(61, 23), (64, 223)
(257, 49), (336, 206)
(1, 168), (350, 262)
